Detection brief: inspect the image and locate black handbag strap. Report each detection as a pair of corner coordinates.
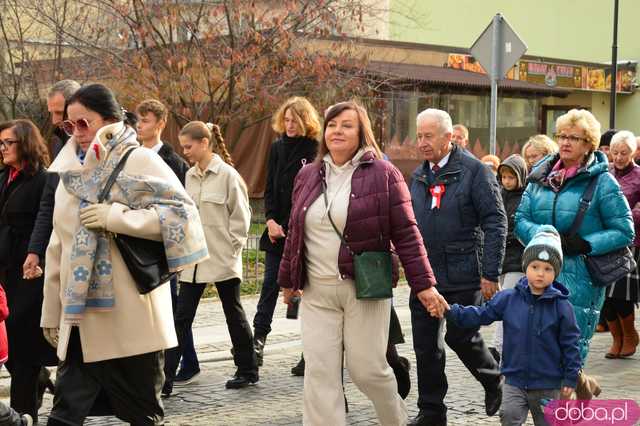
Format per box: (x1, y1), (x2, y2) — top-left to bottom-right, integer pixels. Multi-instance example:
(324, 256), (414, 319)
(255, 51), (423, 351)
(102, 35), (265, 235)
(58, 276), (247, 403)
(97, 148), (136, 203)
(321, 179), (349, 247)
(567, 176), (599, 237)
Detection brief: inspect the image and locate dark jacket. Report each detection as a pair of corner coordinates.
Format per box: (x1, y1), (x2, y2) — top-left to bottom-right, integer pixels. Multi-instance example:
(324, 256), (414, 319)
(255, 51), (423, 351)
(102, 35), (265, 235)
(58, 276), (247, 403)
(278, 150), (437, 293)
(610, 162), (640, 247)
(0, 168), (57, 365)
(409, 144), (507, 292)
(27, 128), (69, 257)
(447, 278), (581, 390)
(497, 155), (527, 273)
(260, 136), (317, 254)
(27, 172), (59, 257)
(158, 143), (189, 185)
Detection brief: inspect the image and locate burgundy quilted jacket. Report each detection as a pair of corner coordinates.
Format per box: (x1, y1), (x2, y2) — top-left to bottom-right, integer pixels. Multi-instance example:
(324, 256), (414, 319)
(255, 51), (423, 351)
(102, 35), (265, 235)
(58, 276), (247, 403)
(278, 151), (437, 293)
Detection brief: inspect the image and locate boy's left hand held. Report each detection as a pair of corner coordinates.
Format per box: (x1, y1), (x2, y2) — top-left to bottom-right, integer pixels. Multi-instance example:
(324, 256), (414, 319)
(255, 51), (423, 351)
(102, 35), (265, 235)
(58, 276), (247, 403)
(560, 386), (574, 400)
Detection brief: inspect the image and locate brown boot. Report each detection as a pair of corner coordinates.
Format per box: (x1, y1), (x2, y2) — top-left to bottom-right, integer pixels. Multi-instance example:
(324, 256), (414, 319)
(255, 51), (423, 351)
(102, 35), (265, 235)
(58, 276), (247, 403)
(619, 313), (639, 358)
(605, 319), (623, 358)
(575, 370), (602, 400)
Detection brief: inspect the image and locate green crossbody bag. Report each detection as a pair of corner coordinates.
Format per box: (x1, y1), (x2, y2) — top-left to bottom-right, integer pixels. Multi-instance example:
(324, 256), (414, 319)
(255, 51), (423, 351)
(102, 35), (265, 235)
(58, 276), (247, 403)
(322, 180), (393, 300)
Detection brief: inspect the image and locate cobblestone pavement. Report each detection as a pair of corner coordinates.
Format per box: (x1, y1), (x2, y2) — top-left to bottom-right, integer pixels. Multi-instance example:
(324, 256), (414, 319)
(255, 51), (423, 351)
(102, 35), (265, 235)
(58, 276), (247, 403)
(12, 285), (640, 424)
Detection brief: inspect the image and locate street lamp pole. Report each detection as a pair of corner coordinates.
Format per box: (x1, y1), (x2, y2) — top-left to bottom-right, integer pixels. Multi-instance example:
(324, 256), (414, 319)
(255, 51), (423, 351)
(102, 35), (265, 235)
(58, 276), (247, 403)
(610, 0), (619, 128)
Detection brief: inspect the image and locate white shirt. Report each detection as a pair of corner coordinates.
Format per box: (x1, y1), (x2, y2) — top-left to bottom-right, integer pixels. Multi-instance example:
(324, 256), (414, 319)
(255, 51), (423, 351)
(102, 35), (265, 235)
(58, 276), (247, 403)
(304, 149), (369, 284)
(150, 141), (163, 154)
(429, 145), (452, 209)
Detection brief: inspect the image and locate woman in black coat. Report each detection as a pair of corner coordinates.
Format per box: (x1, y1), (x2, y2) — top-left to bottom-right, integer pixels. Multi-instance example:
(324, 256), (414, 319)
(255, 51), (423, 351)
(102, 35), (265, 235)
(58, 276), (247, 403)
(252, 97), (320, 373)
(0, 119), (57, 419)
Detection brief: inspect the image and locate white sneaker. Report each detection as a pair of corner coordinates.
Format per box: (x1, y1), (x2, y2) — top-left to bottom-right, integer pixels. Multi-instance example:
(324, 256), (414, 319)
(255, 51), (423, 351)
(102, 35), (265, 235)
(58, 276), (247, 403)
(21, 414), (33, 426)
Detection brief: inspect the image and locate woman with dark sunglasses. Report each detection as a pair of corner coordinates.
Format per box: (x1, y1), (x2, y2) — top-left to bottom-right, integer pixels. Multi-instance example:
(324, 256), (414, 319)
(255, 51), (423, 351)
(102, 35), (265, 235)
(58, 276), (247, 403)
(42, 84), (207, 425)
(0, 119), (57, 421)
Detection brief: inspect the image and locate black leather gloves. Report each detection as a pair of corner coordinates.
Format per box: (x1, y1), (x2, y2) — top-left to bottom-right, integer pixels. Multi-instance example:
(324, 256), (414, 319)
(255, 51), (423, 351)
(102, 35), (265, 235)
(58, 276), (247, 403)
(561, 234), (592, 256)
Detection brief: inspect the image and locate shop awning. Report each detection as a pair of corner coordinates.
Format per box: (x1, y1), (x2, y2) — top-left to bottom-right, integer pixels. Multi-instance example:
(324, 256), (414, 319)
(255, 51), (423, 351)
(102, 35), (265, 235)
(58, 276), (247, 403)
(367, 61), (570, 98)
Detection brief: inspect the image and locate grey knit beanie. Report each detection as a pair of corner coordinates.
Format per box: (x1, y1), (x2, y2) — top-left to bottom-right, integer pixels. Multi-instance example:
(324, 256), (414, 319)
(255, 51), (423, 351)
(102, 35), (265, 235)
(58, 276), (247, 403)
(521, 225), (563, 278)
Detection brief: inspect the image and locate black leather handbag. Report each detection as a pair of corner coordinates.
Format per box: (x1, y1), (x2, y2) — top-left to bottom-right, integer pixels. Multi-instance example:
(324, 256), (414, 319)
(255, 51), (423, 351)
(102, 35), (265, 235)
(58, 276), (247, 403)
(568, 176), (636, 288)
(98, 148), (176, 294)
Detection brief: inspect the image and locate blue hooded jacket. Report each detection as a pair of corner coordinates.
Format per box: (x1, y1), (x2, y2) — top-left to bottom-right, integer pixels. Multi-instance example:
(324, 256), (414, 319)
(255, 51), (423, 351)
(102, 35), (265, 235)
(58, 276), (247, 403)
(447, 278), (581, 390)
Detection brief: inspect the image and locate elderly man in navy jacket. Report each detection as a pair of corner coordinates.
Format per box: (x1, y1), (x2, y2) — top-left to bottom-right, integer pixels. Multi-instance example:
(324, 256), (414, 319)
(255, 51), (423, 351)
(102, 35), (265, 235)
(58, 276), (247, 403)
(408, 109), (507, 426)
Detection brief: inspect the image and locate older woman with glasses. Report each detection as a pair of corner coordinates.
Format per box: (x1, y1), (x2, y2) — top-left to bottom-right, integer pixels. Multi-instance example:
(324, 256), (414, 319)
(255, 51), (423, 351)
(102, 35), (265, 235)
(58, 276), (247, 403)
(521, 134), (558, 170)
(601, 131), (640, 359)
(0, 119), (57, 420)
(515, 109), (633, 399)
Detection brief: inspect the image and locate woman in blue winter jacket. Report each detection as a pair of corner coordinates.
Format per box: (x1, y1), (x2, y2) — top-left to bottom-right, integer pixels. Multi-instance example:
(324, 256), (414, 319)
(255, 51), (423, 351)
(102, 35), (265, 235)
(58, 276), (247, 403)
(515, 109), (634, 398)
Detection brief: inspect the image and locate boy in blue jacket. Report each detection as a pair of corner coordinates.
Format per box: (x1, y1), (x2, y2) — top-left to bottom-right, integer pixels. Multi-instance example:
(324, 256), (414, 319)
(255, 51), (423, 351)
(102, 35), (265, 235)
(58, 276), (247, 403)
(446, 225), (581, 426)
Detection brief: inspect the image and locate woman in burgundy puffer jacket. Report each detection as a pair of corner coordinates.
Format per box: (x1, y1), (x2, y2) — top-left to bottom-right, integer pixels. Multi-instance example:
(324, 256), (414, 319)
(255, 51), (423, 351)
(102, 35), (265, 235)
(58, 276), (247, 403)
(278, 101), (447, 426)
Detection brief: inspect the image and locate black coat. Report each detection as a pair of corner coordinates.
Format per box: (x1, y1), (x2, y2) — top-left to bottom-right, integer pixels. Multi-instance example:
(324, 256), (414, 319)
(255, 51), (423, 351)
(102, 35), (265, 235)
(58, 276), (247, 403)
(410, 144), (507, 292)
(259, 136), (317, 254)
(501, 188), (525, 273)
(0, 168), (57, 365)
(158, 143), (190, 185)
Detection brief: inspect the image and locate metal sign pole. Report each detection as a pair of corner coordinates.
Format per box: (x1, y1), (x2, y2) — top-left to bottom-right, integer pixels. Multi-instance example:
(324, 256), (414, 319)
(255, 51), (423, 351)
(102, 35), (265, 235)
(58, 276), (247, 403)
(489, 14), (502, 156)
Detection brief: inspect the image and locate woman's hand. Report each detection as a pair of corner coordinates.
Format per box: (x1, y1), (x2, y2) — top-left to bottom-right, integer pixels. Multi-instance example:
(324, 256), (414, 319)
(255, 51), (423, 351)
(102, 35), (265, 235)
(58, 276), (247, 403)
(43, 327), (59, 348)
(267, 219), (286, 243)
(80, 204), (111, 231)
(283, 288), (302, 305)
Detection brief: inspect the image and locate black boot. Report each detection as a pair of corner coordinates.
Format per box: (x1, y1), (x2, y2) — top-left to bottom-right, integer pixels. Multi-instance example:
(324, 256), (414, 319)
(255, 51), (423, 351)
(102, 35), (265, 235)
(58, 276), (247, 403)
(225, 370), (259, 389)
(253, 334), (266, 367)
(291, 353), (305, 376)
(390, 356), (411, 399)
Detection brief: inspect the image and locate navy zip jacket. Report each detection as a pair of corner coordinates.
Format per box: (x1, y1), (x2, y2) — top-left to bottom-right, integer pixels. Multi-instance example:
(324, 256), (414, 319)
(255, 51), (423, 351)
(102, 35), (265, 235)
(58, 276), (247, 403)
(410, 144), (507, 292)
(447, 278), (581, 390)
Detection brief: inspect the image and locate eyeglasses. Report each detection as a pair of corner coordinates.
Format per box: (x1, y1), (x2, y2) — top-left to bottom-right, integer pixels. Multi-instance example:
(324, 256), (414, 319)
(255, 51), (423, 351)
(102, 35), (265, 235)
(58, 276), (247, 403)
(62, 118), (94, 136)
(0, 139), (18, 150)
(554, 134), (588, 144)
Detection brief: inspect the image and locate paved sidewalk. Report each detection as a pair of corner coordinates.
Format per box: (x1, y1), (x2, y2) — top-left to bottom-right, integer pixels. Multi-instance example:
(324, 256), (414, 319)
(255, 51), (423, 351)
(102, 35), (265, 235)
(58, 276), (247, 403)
(5, 284), (639, 425)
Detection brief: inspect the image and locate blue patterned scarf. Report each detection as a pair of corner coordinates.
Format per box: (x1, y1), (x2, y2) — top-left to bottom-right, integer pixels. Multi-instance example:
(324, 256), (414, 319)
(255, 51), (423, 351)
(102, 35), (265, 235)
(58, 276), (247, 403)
(59, 123), (208, 324)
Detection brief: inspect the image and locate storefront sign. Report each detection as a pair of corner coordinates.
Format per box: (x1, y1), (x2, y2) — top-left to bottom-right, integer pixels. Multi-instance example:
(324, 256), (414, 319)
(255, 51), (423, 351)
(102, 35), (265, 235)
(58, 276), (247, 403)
(520, 59), (636, 93)
(448, 54), (517, 79)
(583, 66), (636, 93)
(449, 55), (637, 94)
(518, 61), (582, 89)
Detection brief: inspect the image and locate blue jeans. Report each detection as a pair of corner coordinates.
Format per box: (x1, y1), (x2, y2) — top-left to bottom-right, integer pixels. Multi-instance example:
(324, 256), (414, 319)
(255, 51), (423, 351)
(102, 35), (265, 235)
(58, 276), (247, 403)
(170, 278), (199, 373)
(252, 251), (282, 338)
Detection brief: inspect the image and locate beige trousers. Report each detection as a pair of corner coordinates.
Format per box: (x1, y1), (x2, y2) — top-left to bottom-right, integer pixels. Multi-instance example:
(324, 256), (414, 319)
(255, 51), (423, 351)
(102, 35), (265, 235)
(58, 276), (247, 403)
(301, 278), (408, 426)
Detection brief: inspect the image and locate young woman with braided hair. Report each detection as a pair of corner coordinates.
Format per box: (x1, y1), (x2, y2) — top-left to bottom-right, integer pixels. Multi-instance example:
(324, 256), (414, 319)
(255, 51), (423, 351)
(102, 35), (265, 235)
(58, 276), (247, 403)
(163, 121), (258, 394)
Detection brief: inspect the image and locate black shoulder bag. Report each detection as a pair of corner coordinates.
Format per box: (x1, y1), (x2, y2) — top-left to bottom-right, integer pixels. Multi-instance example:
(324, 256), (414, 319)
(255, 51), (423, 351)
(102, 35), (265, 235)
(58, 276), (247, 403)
(568, 176), (636, 287)
(99, 148), (176, 294)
